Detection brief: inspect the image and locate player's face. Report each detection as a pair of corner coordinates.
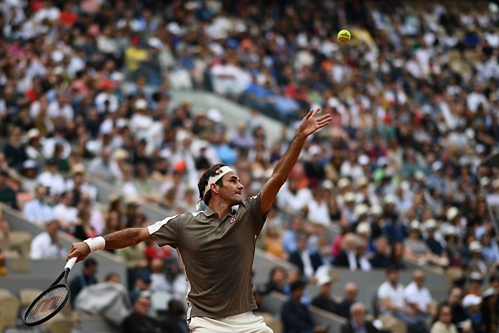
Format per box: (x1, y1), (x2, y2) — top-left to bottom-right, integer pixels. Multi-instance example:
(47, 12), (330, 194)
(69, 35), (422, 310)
(219, 172), (244, 205)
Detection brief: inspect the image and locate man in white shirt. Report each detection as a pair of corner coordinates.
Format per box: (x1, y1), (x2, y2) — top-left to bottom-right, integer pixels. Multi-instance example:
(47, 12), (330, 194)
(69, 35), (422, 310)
(377, 267), (426, 333)
(53, 191), (79, 230)
(149, 258), (172, 293)
(277, 178), (312, 214)
(23, 185), (55, 225)
(36, 158), (66, 196)
(30, 220), (67, 259)
(404, 270), (435, 327)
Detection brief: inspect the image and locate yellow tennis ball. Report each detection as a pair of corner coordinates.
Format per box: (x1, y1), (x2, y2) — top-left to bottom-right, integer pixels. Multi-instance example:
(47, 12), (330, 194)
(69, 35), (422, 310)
(338, 30), (351, 43)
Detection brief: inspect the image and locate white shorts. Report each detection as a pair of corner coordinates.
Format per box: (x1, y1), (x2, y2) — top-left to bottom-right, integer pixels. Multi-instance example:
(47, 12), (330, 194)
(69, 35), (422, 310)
(188, 311), (273, 333)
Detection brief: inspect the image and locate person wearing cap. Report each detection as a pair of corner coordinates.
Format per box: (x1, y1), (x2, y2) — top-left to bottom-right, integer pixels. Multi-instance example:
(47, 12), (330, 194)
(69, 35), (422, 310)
(0, 170), (18, 210)
(462, 294), (485, 333)
(467, 272), (485, 297)
(67, 109), (331, 332)
(423, 219), (445, 258)
(480, 287), (498, 333)
(311, 275), (339, 314)
(340, 192), (357, 227)
(341, 302), (381, 333)
(404, 220), (441, 266)
(444, 227), (463, 268)
(369, 205), (384, 240)
(281, 280), (328, 333)
(467, 241), (490, 277)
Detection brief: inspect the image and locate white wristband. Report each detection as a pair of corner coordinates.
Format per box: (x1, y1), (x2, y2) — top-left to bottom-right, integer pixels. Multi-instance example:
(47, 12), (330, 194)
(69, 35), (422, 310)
(84, 236), (106, 252)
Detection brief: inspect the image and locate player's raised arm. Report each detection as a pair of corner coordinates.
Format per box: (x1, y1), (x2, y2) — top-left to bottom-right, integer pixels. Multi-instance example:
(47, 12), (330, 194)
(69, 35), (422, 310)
(260, 108), (331, 214)
(66, 227), (153, 263)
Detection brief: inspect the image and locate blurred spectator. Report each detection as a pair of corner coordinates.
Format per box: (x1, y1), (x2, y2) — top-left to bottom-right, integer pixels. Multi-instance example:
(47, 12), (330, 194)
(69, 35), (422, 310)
(370, 237), (391, 269)
(467, 241), (489, 276)
(149, 258), (171, 293)
(282, 216), (304, 255)
(311, 275), (339, 315)
(23, 185), (54, 224)
(159, 299), (189, 333)
(284, 268), (311, 305)
(404, 220), (442, 266)
(0, 170), (18, 210)
(262, 225), (287, 260)
(129, 273), (152, 305)
(3, 126), (27, 170)
(404, 270), (436, 326)
(281, 280), (328, 333)
(388, 242), (407, 270)
(289, 234), (323, 282)
(337, 283), (359, 320)
(480, 287), (498, 333)
(29, 220), (67, 260)
(377, 267), (426, 333)
(480, 233), (499, 267)
(53, 191), (78, 230)
(122, 294), (162, 333)
(430, 305), (458, 333)
(36, 158), (65, 196)
(467, 273), (484, 297)
(438, 287), (470, 333)
(462, 294), (485, 333)
(73, 208), (98, 241)
(69, 257), (98, 307)
(88, 148), (115, 183)
(341, 302), (382, 333)
(260, 266), (287, 295)
(333, 233), (360, 270)
(117, 243), (149, 289)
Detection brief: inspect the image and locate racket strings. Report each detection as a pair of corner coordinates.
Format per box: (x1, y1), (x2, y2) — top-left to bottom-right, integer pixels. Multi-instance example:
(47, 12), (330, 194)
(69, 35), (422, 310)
(24, 286), (68, 324)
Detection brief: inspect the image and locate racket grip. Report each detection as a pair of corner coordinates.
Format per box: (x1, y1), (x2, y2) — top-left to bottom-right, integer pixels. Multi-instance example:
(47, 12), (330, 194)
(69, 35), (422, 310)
(65, 257), (77, 270)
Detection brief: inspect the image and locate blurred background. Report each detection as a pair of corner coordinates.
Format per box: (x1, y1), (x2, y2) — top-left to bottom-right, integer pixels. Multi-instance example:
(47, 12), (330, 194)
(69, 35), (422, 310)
(1, 0), (499, 332)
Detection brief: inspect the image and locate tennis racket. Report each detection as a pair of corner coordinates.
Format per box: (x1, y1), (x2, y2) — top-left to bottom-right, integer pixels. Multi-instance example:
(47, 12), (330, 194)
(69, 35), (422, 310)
(22, 257), (77, 326)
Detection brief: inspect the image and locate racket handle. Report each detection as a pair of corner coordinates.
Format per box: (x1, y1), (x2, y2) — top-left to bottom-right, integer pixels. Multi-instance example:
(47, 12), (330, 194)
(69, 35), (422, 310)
(65, 257), (77, 270)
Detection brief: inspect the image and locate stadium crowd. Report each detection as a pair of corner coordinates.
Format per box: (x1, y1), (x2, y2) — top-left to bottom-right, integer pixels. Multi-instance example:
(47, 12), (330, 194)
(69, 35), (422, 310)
(1, 0), (499, 332)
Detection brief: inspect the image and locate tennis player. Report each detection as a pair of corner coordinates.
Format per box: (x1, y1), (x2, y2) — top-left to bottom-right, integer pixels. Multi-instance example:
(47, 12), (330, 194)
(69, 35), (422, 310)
(67, 108), (331, 332)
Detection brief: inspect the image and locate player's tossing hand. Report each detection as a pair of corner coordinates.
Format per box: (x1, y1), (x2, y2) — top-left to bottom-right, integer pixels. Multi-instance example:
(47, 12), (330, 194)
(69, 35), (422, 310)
(296, 108), (332, 138)
(66, 242), (90, 263)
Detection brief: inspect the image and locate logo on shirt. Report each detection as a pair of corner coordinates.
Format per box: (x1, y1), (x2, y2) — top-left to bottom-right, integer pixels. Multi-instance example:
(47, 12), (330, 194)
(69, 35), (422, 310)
(230, 216), (237, 224)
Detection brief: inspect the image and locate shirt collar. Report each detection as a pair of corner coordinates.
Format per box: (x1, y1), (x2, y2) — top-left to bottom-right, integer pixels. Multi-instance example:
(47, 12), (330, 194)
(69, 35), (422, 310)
(203, 206), (217, 217)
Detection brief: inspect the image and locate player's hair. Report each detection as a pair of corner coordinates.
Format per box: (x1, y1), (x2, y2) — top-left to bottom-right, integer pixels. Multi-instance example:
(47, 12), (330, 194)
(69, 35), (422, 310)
(197, 163), (227, 206)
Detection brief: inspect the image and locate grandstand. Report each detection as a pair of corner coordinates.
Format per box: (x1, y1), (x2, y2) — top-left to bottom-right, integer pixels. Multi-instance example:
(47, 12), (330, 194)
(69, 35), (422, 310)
(1, 0), (499, 332)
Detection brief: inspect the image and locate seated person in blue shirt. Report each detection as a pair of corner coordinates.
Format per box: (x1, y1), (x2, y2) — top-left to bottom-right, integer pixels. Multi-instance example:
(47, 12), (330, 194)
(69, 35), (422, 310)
(281, 280), (328, 333)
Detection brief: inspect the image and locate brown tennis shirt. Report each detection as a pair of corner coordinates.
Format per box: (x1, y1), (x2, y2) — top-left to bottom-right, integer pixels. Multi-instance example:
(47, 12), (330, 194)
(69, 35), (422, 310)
(147, 194), (267, 319)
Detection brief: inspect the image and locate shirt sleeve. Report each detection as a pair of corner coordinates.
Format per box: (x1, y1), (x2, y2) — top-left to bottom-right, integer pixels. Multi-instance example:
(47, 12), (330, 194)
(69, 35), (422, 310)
(243, 193), (268, 236)
(147, 215), (180, 248)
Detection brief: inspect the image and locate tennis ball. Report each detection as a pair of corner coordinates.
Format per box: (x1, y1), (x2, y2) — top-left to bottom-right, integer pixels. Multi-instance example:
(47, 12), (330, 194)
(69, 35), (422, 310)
(338, 30), (351, 43)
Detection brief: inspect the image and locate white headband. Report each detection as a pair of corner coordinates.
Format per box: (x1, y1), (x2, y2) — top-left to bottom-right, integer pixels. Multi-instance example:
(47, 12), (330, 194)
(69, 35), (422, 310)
(196, 166), (234, 210)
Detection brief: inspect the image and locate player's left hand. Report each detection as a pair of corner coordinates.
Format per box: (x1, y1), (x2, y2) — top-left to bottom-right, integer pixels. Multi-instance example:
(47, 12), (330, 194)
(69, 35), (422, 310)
(297, 108), (332, 137)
